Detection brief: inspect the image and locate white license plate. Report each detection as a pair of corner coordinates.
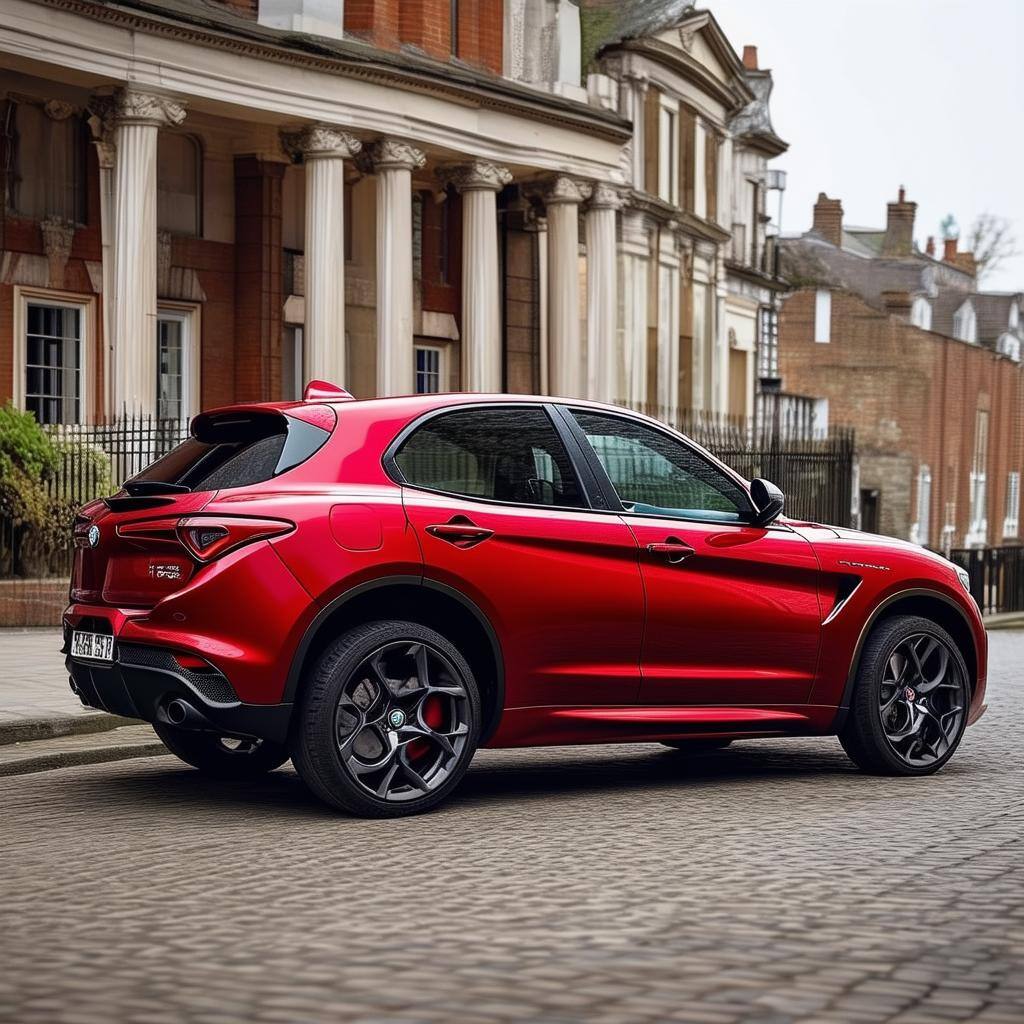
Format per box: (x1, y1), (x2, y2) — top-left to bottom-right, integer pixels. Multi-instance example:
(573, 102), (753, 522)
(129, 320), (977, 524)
(71, 631), (115, 662)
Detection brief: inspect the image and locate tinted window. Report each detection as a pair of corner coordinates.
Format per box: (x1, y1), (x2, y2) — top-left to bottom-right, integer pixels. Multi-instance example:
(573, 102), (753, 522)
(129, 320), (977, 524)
(129, 412), (330, 492)
(573, 411), (749, 522)
(395, 407), (583, 507)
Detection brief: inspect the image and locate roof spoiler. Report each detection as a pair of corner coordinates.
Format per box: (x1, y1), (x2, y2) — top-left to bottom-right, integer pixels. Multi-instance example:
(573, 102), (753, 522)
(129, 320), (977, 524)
(303, 380), (355, 402)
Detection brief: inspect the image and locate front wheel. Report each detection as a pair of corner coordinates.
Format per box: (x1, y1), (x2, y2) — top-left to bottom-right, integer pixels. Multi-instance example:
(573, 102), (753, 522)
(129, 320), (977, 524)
(290, 620), (481, 818)
(152, 722), (291, 778)
(839, 615), (970, 776)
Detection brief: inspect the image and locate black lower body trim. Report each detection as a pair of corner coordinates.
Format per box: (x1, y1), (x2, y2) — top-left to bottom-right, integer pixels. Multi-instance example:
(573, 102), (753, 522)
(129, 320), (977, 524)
(67, 654), (292, 744)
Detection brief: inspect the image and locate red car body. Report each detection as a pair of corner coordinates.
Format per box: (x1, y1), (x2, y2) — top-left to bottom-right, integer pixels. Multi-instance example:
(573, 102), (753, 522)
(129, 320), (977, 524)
(64, 390), (987, 756)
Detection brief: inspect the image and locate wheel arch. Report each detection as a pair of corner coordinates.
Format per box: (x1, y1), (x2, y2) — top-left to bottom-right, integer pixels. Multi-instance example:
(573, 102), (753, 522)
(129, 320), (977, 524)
(835, 588), (978, 729)
(284, 577), (505, 743)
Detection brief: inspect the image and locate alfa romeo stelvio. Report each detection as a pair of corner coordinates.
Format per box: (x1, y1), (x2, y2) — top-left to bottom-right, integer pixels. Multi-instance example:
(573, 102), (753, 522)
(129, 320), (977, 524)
(64, 383), (987, 817)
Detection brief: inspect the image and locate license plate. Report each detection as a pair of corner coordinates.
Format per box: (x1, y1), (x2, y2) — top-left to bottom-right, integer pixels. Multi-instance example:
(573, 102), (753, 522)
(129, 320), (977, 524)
(70, 630), (115, 662)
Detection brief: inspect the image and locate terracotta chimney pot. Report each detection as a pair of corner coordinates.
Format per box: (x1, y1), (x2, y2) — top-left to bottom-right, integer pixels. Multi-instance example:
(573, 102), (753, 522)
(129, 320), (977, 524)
(742, 45), (759, 70)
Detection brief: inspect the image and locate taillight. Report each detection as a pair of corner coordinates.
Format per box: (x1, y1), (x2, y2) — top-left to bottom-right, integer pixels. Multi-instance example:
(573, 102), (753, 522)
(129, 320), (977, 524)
(177, 516), (293, 562)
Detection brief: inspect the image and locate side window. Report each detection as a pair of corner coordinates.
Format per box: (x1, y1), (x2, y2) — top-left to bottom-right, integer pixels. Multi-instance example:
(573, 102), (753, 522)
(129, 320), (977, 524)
(395, 407), (583, 508)
(572, 411), (750, 522)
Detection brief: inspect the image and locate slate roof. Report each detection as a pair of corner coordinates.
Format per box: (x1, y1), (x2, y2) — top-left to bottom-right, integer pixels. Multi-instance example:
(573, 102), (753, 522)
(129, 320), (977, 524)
(580, 0), (698, 61)
(976, 292), (1022, 343)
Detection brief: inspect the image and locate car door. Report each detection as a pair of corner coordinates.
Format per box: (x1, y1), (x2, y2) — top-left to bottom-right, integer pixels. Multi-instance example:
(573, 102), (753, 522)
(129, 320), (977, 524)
(565, 408), (822, 707)
(390, 403), (644, 710)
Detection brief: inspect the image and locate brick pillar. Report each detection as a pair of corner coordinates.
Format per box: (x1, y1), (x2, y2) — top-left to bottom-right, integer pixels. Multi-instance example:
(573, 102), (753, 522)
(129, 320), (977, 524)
(234, 156), (285, 402)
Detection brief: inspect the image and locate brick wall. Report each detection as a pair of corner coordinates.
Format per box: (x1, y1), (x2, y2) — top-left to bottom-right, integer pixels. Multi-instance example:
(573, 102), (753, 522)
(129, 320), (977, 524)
(779, 287), (1024, 548)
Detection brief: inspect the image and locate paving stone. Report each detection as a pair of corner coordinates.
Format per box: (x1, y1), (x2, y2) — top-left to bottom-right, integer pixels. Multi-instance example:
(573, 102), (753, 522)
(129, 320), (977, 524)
(0, 632), (1022, 1023)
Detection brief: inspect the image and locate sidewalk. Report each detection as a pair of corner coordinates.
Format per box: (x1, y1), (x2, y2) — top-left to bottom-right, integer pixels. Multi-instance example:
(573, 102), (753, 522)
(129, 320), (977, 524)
(0, 628), (164, 775)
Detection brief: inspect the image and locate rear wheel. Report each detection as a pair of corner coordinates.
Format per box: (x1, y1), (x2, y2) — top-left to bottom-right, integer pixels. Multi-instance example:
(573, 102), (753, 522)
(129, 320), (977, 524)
(152, 722), (290, 778)
(660, 739), (732, 752)
(290, 620), (481, 818)
(839, 614), (969, 776)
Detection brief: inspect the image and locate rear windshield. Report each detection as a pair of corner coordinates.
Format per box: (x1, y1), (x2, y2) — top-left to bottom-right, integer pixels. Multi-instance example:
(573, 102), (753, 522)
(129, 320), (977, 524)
(128, 411), (331, 492)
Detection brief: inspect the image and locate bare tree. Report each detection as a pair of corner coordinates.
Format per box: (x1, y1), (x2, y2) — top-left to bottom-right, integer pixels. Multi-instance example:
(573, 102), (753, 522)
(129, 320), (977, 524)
(964, 213), (1020, 282)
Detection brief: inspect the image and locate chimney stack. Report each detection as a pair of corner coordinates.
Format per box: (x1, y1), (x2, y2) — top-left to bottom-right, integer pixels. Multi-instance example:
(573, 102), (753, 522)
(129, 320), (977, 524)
(925, 236), (935, 258)
(941, 235), (976, 277)
(812, 192), (843, 248)
(943, 236), (958, 262)
(881, 185), (916, 257)
(742, 45), (759, 70)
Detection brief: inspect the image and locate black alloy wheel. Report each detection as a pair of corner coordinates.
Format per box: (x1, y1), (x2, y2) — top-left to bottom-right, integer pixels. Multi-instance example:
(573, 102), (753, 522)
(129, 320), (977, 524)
(292, 620), (481, 817)
(840, 614), (970, 776)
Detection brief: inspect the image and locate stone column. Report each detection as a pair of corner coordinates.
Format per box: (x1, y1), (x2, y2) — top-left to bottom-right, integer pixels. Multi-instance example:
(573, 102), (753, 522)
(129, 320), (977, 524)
(110, 89), (186, 416)
(585, 183), (622, 404)
(619, 208), (651, 409)
(543, 176), (590, 398)
(282, 124), (361, 387)
(370, 140), (425, 396)
(87, 96), (117, 418)
(439, 161), (512, 392)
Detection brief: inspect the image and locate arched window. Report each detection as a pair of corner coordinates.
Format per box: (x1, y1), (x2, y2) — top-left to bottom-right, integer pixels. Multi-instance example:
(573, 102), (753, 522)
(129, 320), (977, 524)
(157, 132), (202, 237)
(2, 99), (87, 223)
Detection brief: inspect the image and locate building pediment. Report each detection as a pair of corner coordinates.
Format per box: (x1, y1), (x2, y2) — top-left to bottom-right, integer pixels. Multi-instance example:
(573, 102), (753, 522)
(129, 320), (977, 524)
(616, 12), (753, 113)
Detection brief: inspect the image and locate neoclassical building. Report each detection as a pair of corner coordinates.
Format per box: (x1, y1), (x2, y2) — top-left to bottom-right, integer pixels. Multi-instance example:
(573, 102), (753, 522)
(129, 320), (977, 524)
(0, 0), (784, 424)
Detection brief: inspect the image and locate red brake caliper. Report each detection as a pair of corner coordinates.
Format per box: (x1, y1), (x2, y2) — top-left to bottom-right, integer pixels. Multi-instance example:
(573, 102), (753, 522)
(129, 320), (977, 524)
(408, 696), (444, 761)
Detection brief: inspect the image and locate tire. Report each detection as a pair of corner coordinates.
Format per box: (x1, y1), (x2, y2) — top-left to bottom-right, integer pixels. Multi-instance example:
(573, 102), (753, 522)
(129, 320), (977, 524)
(660, 739), (732, 752)
(839, 614), (970, 776)
(152, 722), (290, 779)
(290, 620), (482, 818)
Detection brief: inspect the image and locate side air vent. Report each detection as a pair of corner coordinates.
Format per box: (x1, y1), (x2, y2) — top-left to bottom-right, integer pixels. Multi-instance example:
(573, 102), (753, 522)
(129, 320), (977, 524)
(823, 574), (861, 625)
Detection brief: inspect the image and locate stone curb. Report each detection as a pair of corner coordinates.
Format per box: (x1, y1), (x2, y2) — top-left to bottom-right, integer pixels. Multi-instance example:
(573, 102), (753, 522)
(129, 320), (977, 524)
(0, 738), (168, 777)
(984, 612), (1024, 631)
(0, 711), (137, 746)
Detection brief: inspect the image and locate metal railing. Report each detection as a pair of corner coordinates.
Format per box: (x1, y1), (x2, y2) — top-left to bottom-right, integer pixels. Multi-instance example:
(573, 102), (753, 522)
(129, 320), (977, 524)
(1, 415), (188, 583)
(949, 546), (1024, 615)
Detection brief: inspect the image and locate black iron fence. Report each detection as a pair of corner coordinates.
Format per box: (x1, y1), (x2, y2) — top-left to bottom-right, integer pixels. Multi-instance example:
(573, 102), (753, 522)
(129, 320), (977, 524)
(949, 546), (1024, 615)
(0, 406), (858, 624)
(0, 415), (188, 583)
(625, 403), (857, 529)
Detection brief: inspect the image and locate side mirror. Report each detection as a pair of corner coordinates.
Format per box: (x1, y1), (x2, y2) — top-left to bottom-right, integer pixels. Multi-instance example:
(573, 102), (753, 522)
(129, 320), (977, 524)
(750, 478), (785, 526)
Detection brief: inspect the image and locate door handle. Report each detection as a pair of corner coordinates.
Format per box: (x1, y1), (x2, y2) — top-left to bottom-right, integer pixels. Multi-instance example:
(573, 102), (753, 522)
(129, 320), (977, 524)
(426, 519), (494, 549)
(646, 538), (695, 565)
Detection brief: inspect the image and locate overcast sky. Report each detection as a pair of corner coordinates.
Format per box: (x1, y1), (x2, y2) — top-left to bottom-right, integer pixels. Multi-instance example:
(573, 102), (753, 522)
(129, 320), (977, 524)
(711, 0), (1024, 292)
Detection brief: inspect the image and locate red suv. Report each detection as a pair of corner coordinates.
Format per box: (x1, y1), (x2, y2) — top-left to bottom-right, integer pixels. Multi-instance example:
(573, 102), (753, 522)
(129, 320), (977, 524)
(65, 385), (987, 817)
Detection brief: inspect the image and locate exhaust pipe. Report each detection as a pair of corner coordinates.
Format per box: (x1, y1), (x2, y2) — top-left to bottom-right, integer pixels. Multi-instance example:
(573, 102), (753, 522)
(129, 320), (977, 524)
(165, 697), (216, 731)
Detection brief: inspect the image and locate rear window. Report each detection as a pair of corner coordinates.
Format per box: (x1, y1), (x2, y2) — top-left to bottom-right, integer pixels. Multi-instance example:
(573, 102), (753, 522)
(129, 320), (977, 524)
(129, 412), (331, 492)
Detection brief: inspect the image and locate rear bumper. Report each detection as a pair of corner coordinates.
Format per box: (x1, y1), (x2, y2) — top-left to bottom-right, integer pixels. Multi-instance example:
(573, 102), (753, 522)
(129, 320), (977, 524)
(66, 641), (292, 743)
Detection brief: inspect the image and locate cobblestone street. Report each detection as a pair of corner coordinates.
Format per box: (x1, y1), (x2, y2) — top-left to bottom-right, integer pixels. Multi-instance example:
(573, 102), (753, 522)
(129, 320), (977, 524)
(1, 631), (1021, 1024)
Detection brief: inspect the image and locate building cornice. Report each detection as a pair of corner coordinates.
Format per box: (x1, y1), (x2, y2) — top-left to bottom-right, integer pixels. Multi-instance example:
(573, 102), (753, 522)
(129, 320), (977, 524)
(30, 0), (632, 145)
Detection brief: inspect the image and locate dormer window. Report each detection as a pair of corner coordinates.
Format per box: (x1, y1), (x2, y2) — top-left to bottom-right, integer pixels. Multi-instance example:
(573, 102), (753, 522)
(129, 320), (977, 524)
(911, 296), (932, 331)
(952, 299), (977, 343)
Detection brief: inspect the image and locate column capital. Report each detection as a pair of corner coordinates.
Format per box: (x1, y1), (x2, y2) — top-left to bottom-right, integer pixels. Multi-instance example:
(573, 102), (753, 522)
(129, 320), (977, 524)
(587, 182), (624, 211)
(367, 138), (426, 173)
(110, 88), (187, 128)
(281, 123), (362, 162)
(531, 175), (591, 207)
(438, 160), (513, 193)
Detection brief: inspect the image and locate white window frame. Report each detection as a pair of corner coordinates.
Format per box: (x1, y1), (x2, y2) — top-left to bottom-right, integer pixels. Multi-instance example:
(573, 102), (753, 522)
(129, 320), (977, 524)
(282, 323), (304, 401)
(13, 286), (95, 425)
(911, 296), (932, 331)
(814, 289), (832, 344)
(1004, 471), (1020, 539)
(414, 344), (446, 394)
(966, 409), (989, 547)
(953, 299), (977, 343)
(657, 95), (679, 207)
(910, 464), (931, 546)
(693, 117), (707, 219)
(156, 302), (201, 422)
